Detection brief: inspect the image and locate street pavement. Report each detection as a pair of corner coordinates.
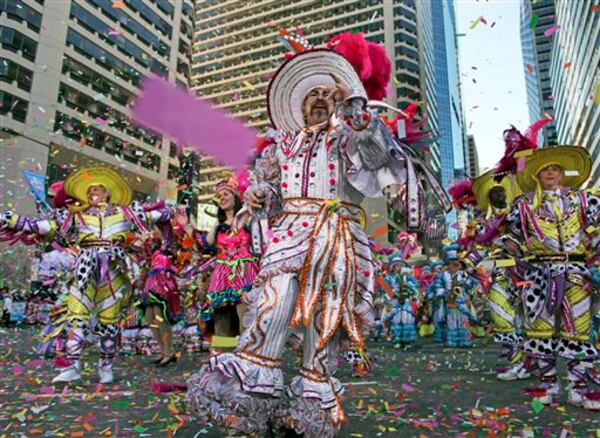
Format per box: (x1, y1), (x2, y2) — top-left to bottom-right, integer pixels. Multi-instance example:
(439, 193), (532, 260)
(0, 326), (598, 437)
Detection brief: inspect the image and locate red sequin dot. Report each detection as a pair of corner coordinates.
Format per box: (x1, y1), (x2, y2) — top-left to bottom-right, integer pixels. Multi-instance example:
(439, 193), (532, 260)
(328, 163), (335, 170)
(310, 172), (315, 177)
(272, 237), (280, 243)
(329, 178), (336, 185)
(281, 181), (288, 188)
(346, 120), (352, 126)
(361, 113), (370, 121)
(282, 164), (289, 171)
(287, 230), (294, 237)
(294, 173), (300, 178)
(363, 271), (371, 277)
(302, 221), (309, 227)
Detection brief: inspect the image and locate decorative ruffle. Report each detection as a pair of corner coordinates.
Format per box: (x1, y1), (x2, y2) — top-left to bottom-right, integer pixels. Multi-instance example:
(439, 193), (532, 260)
(275, 375), (345, 437)
(186, 353), (283, 436)
(200, 284), (252, 321)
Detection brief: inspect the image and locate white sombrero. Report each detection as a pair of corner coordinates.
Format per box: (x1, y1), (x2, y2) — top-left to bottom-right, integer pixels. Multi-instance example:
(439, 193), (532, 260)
(267, 49), (367, 132)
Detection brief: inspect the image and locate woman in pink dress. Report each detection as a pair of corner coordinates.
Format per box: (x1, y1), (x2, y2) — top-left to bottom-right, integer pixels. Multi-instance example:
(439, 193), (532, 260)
(196, 177), (258, 339)
(138, 235), (181, 366)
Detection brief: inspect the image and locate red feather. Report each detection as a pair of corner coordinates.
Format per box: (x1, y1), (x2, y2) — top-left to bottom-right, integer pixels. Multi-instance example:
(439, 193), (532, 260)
(448, 179), (476, 209)
(363, 42), (391, 100)
(328, 32), (372, 81)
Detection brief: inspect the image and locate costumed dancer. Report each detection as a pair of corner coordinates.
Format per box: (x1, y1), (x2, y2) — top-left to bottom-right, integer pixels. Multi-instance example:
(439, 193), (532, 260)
(0, 166), (172, 383)
(499, 145), (600, 411)
(471, 168), (532, 380)
(437, 245), (478, 348)
(187, 31), (450, 437)
(193, 174), (257, 346)
(382, 253), (419, 348)
(136, 230), (181, 366)
(426, 260), (448, 343)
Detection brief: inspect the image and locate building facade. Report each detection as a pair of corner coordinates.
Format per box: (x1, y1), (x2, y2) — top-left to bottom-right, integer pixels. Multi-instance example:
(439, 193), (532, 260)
(419, 0), (468, 238)
(467, 135), (479, 178)
(519, 0), (557, 146)
(192, 0), (467, 241)
(0, 0), (194, 216)
(548, 0), (599, 187)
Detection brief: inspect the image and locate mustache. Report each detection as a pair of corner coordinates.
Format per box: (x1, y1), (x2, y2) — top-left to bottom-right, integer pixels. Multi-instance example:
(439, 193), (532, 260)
(311, 100), (328, 109)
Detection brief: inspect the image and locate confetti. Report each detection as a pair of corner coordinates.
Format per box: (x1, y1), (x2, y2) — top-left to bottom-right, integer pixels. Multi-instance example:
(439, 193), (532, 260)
(544, 25), (560, 37)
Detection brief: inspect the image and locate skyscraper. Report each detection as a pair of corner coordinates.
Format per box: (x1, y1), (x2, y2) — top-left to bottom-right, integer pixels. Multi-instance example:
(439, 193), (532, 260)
(467, 135), (480, 178)
(548, 0), (599, 187)
(1, 0), (194, 215)
(191, 0), (426, 240)
(519, 0), (557, 146)
(419, 0), (468, 238)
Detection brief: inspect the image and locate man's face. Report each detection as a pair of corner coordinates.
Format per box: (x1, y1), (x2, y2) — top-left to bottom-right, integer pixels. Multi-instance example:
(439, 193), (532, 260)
(488, 186), (507, 209)
(87, 185), (109, 207)
(392, 264), (402, 274)
(538, 164), (563, 190)
(302, 86), (335, 127)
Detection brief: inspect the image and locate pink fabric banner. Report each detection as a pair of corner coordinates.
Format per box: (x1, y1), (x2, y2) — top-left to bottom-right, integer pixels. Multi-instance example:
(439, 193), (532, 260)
(131, 76), (256, 170)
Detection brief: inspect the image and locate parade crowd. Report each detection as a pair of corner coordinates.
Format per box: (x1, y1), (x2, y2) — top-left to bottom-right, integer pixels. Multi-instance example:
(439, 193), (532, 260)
(0, 29), (598, 438)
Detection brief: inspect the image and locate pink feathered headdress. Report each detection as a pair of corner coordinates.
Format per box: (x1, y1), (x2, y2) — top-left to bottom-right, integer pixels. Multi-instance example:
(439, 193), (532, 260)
(49, 181), (74, 209)
(448, 179), (476, 209)
(328, 32), (391, 101)
(494, 118), (552, 182)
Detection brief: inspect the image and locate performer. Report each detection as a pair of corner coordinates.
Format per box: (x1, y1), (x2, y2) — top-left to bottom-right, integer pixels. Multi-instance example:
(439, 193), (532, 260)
(0, 166), (172, 383)
(194, 176), (258, 342)
(186, 32), (449, 437)
(136, 233), (181, 366)
(382, 253), (419, 348)
(501, 146), (599, 410)
(436, 245), (478, 348)
(469, 168), (532, 380)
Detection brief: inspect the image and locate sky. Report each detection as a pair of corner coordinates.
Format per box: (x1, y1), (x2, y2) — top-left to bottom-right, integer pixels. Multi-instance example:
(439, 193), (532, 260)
(454, 0), (531, 172)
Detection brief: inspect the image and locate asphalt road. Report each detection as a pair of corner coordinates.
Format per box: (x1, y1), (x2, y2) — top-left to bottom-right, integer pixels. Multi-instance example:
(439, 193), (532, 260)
(0, 326), (598, 437)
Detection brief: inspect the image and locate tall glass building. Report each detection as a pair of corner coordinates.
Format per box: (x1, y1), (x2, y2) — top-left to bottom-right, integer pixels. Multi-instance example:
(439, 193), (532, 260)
(0, 0), (197, 215)
(425, 0), (468, 238)
(548, 0), (599, 188)
(519, 0), (557, 146)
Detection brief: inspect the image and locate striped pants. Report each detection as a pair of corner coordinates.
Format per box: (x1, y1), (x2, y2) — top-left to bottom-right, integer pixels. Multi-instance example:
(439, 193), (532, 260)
(64, 266), (131, 361)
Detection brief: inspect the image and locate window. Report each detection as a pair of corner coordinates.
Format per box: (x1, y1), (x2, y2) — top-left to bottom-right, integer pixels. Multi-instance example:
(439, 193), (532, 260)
(71, 3), (169, 76)
(0, 0), (42, 32)
(126, 0), (172, 38)
(0, 90), (28, 122)
(66, 29), (143, 86)
(85, 0), (170, 59)
(152, 0), (174, 17)
(0, 58), (33, 91)
(0, 26), (37, 62)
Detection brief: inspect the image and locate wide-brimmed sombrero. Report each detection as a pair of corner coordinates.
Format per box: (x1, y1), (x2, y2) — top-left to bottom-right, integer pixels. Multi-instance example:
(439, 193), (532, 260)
(267, 49), (367, 132)
(516, 145), (591, 193)
(472, 169), (521, 212)
(64, 165), (133, 206)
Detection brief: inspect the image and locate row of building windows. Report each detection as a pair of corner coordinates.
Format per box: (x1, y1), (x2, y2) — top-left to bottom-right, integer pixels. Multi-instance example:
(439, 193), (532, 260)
(125, 0), (172, 39)
(58, 82), (161, 148)
(54, 111), (160, 173)
(66, 28), (143, 86)
(83, 0), (171, 59)
(0, 90), (28, 122)
(0, 0), (42, 33)
(0, 57), (33, 92)
(62, 55), (135, 107)
(0, 26), (37, 62)
(71, 2), (169, 76)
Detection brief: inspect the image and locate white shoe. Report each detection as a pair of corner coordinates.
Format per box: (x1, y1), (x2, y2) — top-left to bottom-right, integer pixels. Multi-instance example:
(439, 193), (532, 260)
(532, 382), (560, 405)
(52, 361), (81, 383)
(98, 360), (113, 384)
(496, 363), (531, 381)
(568, 388), (600, 411)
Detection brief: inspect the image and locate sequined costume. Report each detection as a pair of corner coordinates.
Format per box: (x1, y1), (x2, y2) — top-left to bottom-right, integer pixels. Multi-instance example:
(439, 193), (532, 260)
(138, 250), (181, 324)
(199, 224), (258, 321)
(382, 270), (420, 346)
(502, 186), (600, 408)
(0, 201), (171, 382)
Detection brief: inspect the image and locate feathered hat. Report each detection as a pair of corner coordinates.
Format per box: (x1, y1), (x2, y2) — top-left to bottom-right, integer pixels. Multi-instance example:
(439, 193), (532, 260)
(267, 30), (391, 132)
(448, 179), (476, 210)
